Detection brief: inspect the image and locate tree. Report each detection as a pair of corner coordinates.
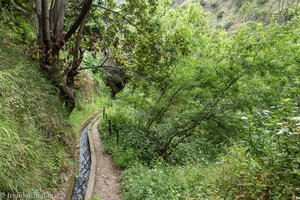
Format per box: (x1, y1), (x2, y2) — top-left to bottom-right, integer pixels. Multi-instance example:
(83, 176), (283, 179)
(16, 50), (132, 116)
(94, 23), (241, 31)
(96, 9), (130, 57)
(100, 3), (300, 164)
(29, 0), (159, 112)
(3, 0), (165, 112)
(35, 0), (93, 112)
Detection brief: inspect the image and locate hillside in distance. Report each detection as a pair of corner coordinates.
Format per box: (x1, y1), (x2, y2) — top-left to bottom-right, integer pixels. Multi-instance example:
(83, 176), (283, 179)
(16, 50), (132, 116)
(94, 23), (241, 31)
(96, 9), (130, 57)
(172, 0), (299, 30)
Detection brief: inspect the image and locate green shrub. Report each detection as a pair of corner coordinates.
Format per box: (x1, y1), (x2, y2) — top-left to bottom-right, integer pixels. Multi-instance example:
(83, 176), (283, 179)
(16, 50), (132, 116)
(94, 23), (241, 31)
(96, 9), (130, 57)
(240, 99), (300, 198)
(197, 99), (300, 199)
(99, 107), (143, 168)
(121, 163), (193, 200)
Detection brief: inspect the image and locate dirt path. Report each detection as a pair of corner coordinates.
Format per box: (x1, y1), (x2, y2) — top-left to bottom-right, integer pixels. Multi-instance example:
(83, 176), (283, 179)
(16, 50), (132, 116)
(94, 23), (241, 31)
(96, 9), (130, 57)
(91, 120), (121, 200)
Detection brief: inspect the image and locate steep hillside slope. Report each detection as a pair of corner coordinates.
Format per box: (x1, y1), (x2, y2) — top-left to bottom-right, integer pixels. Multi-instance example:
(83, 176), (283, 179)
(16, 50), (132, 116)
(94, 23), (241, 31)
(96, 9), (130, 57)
(0, 41), (75, 195)
(173, 0), (299, 29)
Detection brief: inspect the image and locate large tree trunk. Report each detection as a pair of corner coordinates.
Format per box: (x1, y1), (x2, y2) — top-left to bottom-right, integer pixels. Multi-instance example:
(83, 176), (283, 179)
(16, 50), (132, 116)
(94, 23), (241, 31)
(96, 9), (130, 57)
(36, 0), (93, 112)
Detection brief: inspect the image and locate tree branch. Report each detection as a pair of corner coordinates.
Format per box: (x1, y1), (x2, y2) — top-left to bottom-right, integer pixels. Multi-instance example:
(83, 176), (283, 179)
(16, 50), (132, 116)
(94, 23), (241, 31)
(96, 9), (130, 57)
(36, 0), (43, 47)
(41, 0), (52, 49)
(159, 71), (246, 158)
(63, 0), (93, 47)
(94, 5), (152, 41)
(80, 65), (120, 70)
(147, 86), (183, 131)
(10, 0), (30, 15)
(66, 12), (89, 89)
(50, 0), (67, 38)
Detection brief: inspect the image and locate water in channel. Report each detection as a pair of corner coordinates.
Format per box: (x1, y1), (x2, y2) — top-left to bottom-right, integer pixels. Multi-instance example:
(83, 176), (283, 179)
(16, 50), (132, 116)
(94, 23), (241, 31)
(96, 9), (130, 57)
(71, 126), (91, 200)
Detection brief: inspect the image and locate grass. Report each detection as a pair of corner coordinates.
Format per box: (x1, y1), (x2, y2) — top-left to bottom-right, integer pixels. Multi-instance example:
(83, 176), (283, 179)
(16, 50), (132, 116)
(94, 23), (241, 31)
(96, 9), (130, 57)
(69, 92), (109, 135)
(89, 195), (104, 200)
(0, 8), (110, 196)
(0, 41), (74, 194)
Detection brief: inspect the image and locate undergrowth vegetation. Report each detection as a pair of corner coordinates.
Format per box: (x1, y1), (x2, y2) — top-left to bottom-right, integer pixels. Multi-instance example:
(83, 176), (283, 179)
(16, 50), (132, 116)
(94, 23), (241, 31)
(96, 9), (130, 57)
(69, 71), (109, 133)
(0, 41), (75, 194)
(103, 100), (300, 200)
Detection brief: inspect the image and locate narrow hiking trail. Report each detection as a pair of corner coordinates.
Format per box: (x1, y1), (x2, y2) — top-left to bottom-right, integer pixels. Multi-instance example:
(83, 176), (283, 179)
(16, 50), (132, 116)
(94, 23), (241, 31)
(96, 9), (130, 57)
(91, 120), (121, 200)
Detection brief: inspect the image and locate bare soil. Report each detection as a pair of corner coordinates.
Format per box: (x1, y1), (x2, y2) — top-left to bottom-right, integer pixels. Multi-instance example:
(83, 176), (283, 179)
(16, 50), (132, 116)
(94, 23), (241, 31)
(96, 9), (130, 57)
(91, 120), (121, 200)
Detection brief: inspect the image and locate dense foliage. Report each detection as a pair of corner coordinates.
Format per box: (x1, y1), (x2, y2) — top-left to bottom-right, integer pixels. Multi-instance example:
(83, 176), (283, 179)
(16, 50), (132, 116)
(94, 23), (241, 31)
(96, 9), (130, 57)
(119, 99), (300, 200)
(99, 1), (300, 199)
